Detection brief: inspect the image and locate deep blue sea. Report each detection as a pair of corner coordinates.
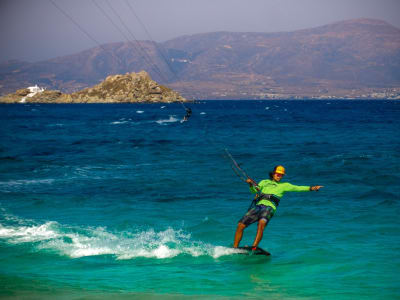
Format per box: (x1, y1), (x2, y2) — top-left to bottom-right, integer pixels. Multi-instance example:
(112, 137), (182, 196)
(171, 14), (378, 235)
(0, 100), (399, 299)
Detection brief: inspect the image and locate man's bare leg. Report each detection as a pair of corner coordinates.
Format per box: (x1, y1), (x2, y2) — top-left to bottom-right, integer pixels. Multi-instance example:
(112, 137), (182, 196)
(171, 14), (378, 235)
(252, 219), (267, 248)
(233, 223), (246, 248)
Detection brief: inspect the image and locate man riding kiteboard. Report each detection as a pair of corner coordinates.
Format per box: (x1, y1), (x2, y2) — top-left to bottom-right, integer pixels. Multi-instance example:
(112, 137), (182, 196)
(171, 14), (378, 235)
(233, 165), (323, 251)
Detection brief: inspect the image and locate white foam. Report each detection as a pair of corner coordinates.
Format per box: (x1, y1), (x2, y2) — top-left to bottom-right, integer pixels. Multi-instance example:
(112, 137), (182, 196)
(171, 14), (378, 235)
(152, 245), (180, 259)
(0, 179), (55, 193)
(200, 112), (206, 115)
(212, 246), (242, 258)
(0, 221), (60, 243)
(0, 179), (55, 185)
(136, 110), (144, 114)
(0, 211), (243, 260)
(110, 121), (128, 125)
(155, 116), (179, 125)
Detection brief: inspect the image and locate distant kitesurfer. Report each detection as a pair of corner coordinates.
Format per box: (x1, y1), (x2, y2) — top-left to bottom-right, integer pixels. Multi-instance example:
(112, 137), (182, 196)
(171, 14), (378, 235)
(182, 107), (192, 122)
(233, 165), (323, 250)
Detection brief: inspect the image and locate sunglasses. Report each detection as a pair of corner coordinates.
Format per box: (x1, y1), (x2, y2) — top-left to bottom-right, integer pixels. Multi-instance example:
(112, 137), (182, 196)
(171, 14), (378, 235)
(274, 173), (284, 177)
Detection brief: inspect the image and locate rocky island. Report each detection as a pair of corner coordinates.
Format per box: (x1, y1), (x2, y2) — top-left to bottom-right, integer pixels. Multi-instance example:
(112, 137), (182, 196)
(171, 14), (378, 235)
(0, 71), (187, 103)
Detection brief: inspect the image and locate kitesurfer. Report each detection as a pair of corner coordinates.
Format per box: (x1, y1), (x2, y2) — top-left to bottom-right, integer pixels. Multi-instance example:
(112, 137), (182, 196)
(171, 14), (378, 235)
(182, 107), (192, 122)
(233, 165), (323, 250)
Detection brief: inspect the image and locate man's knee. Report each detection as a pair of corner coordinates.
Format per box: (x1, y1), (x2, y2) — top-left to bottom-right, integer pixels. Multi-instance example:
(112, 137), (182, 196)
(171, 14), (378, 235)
(258, 219), (267, 228)
(237, 222), (247, 230)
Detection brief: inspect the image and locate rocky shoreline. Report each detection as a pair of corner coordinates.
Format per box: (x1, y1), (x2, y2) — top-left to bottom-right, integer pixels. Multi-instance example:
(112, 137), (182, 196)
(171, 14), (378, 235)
(0, 71), (187, 103)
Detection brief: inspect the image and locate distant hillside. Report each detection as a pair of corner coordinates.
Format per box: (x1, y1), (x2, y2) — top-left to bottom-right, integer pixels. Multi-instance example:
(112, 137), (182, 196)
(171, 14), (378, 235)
(1, 18), (399, 99)
(0, 71), (186, 103)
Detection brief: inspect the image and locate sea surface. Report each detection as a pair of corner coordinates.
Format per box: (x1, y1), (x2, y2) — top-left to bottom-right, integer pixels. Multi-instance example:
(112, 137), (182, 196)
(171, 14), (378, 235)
(0, 100), (399, 299)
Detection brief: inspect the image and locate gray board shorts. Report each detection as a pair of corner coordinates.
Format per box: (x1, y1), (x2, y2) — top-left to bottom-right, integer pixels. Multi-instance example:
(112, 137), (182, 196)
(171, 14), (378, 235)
(239, 205), (275, 226)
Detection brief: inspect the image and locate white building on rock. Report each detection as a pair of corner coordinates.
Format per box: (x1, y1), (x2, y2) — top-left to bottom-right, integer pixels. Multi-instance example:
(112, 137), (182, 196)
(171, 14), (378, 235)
(20, 85), (45, 103)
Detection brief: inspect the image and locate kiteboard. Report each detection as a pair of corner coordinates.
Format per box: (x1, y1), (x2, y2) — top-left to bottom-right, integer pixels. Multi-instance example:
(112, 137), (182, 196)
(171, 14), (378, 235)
(236, 246), (271, 256)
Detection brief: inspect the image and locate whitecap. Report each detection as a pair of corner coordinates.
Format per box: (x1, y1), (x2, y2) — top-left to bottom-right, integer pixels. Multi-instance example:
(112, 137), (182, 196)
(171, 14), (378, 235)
(0, 221), (60, 243)
(155, 116), (179, 125)
(0, 212), (242, 260)
(110, 121), (128, 125)
(152, 244), (180, 259)
(0, 179), (55, 188)
(136, 110), (144, 114)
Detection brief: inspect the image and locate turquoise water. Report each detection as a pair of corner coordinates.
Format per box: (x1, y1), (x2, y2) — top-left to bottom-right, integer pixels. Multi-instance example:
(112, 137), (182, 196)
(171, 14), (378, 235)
(0, 101), (399, 299)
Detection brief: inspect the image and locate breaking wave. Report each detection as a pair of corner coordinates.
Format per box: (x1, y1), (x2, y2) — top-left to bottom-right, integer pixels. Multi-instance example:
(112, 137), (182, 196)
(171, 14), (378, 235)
(0, 212), (239, 260)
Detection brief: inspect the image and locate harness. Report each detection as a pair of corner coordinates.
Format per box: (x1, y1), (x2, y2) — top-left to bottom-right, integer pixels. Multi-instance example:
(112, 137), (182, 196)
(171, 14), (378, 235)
(255, 193), (281, 207)
(247, 193), (280, 211)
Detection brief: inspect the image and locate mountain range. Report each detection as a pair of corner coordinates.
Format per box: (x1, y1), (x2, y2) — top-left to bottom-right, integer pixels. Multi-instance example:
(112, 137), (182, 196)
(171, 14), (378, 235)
(1, 18), (399, 99)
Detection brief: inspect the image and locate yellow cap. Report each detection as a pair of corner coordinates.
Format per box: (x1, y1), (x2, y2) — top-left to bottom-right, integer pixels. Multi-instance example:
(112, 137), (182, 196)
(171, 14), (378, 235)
(274, 165), (286, 175)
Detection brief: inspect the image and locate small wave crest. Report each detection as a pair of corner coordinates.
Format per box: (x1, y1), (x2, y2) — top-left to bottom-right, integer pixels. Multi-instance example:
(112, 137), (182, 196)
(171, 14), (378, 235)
(110, 119), (130, 125)
(0, 179), (55, 192)
(0, 213), (237, 260)
(155, 116), (179, 125)
(0, 179), (55, 186)
(47, 123), (64, 127)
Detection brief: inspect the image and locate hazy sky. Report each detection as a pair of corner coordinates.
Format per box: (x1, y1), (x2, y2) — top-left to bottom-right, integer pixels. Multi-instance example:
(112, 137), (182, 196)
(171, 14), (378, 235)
(1, 0), (399, 62)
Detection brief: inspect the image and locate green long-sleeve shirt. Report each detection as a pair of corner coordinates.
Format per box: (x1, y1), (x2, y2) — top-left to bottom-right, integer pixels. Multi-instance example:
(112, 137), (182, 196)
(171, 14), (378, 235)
(250, 179), (310, 210)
